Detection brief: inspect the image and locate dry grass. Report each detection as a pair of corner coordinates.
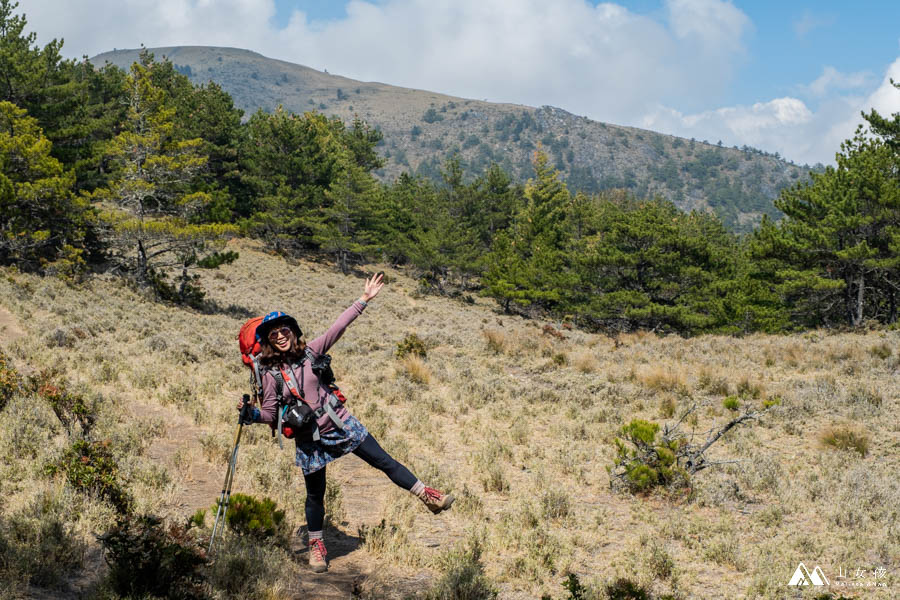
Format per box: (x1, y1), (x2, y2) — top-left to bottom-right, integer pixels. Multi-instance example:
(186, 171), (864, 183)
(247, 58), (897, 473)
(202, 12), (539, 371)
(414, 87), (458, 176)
(635, 365), (687, 394)
(1, 240), (898, 598)
(570, 349), (600, 374)
(820, 425), (870, 457)
(397, 354), (432, 385)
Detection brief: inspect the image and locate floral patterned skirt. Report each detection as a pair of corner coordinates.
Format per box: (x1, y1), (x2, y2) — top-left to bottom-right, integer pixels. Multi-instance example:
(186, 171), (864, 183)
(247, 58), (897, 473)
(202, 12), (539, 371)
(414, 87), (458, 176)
(294, 414), (369, 475)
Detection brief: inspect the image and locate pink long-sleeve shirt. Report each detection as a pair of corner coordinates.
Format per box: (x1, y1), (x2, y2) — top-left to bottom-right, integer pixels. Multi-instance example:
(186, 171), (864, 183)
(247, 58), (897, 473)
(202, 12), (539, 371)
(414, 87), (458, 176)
(258, 301), (365, 434)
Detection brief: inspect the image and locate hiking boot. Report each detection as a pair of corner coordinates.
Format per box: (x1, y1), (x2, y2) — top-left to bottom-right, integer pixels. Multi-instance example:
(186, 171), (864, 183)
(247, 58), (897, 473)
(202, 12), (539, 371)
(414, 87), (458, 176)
(309, 538), (327, 573)
(420, 487), (454, 514)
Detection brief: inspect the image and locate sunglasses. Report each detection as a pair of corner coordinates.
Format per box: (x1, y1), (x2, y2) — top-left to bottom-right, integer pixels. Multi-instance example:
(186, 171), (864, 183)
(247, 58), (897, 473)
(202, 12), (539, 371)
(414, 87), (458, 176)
(267, 326), (293, 341)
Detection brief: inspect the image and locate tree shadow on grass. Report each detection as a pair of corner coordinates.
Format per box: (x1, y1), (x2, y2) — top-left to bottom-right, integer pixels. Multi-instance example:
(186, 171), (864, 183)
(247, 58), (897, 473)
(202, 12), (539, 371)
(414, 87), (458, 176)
(195, 299), (256, 319)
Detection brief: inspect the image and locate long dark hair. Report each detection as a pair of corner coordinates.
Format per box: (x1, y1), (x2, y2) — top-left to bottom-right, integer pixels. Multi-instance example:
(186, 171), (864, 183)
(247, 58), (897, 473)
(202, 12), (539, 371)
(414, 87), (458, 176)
(258, 329), (306, 366)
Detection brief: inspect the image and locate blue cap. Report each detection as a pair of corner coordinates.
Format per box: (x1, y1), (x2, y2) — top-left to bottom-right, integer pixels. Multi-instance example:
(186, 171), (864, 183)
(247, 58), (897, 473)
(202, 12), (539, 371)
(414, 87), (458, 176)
(256, 311), (302, 342)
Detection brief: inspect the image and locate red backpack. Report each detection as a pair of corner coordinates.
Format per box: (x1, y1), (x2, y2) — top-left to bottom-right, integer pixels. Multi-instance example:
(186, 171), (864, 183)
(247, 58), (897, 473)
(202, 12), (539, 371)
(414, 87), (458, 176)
(238, 316), (266, 402)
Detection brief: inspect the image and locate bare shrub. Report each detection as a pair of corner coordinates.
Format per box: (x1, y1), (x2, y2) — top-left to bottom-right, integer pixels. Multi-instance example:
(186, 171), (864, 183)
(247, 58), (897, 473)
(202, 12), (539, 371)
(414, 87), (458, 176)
(735, 376), (765, 399)
(324, 478), (346, 528)
(645, 541), (676, 581)
(480, 464), (509, 493)
(845, 385), (883, 415)
(698, 366), (730, 396)
(423, 538), (498, 600)
(659, 395), (676, 418)
(454, 485), (484, 518)
(0, 495), (85, 589)
(540, 490), (572, 522)
(829, 462), (899, 530)
(541, 324), (565, 340)
(205, 537), (296, 599)
(199, 433), (230, 465)
(0, 350), (22, 410)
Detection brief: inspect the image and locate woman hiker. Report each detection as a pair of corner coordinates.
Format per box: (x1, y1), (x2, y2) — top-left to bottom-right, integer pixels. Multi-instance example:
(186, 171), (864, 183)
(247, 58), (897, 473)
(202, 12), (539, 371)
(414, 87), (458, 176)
(238, 273), (453, 573)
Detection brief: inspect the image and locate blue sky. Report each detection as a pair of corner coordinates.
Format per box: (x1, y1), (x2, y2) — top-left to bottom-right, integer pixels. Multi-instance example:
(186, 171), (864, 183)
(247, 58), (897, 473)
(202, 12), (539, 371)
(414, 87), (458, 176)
(26, 0), (900, 165)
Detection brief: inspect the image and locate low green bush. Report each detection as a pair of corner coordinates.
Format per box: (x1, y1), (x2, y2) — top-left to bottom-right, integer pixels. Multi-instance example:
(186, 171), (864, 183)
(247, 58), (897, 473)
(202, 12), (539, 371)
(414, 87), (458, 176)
(30, 371), (96, 436)
(47, 440), (130, 513)
(540, 573), (591, 600)
(223, 493), (286, 544)
(396, 332), (427, 359)
(604, 578), (651, 600)
(98, 514), (206, 600)
(610, 419), (689, 494)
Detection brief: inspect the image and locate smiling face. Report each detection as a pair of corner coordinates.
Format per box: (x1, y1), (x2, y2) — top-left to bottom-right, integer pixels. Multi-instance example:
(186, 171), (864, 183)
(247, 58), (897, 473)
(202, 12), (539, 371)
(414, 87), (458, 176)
(267, 326), (294, 353)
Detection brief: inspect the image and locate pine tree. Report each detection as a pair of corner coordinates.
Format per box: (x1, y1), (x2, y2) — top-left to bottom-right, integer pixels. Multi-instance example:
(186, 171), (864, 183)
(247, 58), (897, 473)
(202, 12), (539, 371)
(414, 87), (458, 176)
(0, 101), (93, 271)
(0, 1), (125, 191)
(379, 172), (432, 265)
(481, 231), (529, 313)
(863, 80), (900, 151)
(0, 0), (64, 110)
(518, 151), (569, 248)
(94, 60), (236, 302)
(146, 55), (245, 221)
(48, 59), (128, 193)
(752, 126), (900, 326)
(481, 151), (574, 313)
(571, 195), (736, 333)
(241, 108), (351, 254)
(312, 165), (380, 274)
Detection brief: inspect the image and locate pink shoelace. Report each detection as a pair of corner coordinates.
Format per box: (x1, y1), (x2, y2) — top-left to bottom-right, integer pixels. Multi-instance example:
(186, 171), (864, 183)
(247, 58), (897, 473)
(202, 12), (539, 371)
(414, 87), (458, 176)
(310, 539), (327, 560)
(423, 487), (443, 502)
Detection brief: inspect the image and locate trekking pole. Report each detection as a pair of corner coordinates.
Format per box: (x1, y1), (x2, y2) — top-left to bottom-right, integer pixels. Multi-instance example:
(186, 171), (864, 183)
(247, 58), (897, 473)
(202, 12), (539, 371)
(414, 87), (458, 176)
(208, 394), (251, 555)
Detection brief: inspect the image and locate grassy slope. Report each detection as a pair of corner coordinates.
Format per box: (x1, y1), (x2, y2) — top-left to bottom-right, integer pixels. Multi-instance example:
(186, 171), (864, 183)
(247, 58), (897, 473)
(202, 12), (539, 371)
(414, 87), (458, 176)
(1, 241), (898, 598)
(91, 46), (806, 231)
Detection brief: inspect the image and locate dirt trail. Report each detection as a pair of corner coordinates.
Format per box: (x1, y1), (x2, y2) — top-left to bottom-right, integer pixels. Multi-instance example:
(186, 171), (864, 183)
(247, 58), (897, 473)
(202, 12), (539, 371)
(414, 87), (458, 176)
(135, 398), (430, 598)
(0, 303), (25, 348)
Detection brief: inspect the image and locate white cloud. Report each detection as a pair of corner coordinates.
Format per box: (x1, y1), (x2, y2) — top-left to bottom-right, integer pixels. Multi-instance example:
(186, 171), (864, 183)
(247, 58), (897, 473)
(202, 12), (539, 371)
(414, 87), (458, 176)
(641, 58), (900, 165)
(668, 0), (750, 53)
(825, 58), (900, 147)
(793, 10), (835, 39)
(806, 66), (872, 96)
(25, 0), (749, 125)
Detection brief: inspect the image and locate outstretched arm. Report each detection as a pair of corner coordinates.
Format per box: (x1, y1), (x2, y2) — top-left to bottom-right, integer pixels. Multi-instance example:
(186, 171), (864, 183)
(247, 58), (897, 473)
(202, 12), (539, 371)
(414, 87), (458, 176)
(309, 273), (384, 354)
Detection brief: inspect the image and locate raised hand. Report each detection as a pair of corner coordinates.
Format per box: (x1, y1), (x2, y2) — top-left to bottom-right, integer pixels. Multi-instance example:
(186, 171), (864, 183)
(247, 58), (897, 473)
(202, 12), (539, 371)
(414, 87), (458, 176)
(362, 272), (385, 302)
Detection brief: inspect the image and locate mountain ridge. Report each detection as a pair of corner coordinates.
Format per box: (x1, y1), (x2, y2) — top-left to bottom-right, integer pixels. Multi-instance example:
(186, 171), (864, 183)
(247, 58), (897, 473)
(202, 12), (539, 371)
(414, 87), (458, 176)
(92, 46), (806, 230)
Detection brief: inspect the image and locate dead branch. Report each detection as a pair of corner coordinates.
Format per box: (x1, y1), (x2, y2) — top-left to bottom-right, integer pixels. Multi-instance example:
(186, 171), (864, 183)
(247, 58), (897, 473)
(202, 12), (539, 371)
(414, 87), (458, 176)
(610, 404), (774, 492)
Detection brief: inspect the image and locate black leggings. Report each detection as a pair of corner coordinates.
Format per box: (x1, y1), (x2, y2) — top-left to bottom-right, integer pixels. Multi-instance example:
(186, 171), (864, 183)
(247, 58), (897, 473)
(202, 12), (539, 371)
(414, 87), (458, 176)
(303, 433), (417, 531)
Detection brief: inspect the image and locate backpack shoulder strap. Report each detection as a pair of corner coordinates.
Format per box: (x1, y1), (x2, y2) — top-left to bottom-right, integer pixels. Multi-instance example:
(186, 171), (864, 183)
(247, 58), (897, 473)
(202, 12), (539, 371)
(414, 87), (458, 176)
(268, 368), (285, 403)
